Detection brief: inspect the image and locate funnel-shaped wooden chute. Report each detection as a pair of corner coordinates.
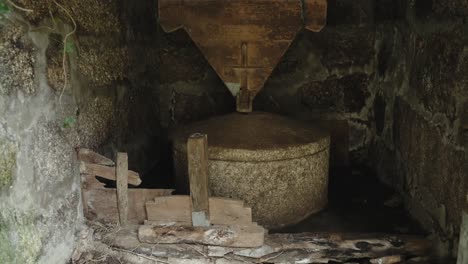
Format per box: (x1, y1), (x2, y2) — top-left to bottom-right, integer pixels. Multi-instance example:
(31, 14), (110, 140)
(159, 0), (327, 112)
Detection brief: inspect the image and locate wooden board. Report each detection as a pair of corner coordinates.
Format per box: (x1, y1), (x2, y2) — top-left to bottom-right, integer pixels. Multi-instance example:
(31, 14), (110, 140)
(138, 224), (265, 248)
(81, 174), (173, 224)
(80, 162), (142, 186)
(146, 196), (252, 226)
(116, 153), (129, 226)
(187, 134), (210, 226)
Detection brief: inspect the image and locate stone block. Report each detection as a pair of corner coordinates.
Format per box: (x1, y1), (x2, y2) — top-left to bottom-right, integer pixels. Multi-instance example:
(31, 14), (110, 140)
(307, 26), (376, 70)
(0, 22), (35, 95)
(301, 73), (371, 113)
(393, 98), (468, 231)
(17, 0), (121, 35)
(77, 38), (128, 87)
(409, 29), (466, 118)
(158, 30), (211, 84)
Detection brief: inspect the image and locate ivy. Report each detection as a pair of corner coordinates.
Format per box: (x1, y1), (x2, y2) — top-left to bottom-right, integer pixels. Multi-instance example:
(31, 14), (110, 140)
(0, 0), (10, 15)
(65, 40), (75, 53)
(62, 116), (76, 128)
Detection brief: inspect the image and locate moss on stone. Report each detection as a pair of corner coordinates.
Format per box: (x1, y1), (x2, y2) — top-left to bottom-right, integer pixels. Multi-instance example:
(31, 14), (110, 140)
(0, 139), (17, 188)
(0, 210), (42, 264)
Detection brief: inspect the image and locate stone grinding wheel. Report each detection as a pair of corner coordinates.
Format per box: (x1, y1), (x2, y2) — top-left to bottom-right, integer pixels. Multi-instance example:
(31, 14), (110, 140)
(172, 112), (330, 228)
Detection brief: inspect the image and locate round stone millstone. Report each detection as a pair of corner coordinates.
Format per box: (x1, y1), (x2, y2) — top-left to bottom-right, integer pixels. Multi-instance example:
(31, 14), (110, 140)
(172, 112), (330, 228)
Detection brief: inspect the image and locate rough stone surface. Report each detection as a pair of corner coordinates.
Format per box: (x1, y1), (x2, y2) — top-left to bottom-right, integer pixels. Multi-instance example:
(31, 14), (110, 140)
(0, 20), (35, 95)
(172, 113), (330, 228)
(394, 100), (467, 233)
(0, 137), (18, 188)
(77, 38), (128, 87)
(368, 2), (468, 257)
(16, 0), (121, 34)
(300, 73), (371, 113)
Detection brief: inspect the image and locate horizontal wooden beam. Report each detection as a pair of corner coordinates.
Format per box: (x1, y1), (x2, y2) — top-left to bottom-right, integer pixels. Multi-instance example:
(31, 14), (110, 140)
(138, 224), (265, 248)
(80, 162), (142, 186)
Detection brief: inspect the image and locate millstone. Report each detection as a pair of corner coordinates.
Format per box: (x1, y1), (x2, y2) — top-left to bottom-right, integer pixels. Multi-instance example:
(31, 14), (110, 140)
(172, 112), (330, 228)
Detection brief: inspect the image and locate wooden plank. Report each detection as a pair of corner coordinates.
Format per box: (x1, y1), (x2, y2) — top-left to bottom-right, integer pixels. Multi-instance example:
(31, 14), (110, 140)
(81, 174), (173, 224)
(138, 224), (265, 248)
(116, 153), (128, 226)
(77, 148), (115, 166)
(304, 0), (327, 32)
(80, 162), (142, 186)
(146, 196), (252, 226)
(187, 133), (210, 227)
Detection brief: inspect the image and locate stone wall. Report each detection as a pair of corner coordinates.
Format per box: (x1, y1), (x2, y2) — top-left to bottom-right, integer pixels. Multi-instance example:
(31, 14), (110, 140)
(0, 0), (147, 262)
(367, 0), (468, 258)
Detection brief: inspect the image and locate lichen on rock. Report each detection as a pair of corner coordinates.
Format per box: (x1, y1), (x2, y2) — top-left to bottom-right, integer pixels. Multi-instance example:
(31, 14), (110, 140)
(0, 138), (18, 188)
(0, 20), (35, 95)
(0, 209), (42, 264)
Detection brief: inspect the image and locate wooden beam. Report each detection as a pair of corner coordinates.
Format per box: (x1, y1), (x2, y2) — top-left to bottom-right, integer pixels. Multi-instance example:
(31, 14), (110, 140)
(116, 153), (129, 226)
(77, 148), (115, 166)
(138, 224), (265, 248)
(80, 162), (142, 186)
(146, 196), (252, 226)
(187, 133), (210, 227)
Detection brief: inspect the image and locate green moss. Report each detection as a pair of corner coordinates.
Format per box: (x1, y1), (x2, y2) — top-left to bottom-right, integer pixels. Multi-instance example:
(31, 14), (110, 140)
(0, 139), (17, 188)
(0, 210), (42, 264)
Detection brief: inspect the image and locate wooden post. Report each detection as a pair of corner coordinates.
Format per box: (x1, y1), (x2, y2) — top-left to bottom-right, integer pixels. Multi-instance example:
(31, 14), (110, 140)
(187, 133), (210, 227)
(457, 195), (468, 264)
(116, 152), (129, 226)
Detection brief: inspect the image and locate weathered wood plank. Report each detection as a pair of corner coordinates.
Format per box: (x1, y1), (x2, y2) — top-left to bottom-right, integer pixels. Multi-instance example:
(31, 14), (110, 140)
(81, 174), (173, 224)
(80, 162), (142, 186)
(77, 148), (115, 166)
(138, 224), (265, 248)
(188, 133), (210, 227)
(116, 153), (129, 226)
(146, 196), (252, 226)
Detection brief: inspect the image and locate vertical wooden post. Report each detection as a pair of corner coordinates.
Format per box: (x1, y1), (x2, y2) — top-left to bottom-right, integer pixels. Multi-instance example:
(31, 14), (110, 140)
(116, 152), (128, 226)
(457, 195), (468, 264)
(187, 133), (210, 227)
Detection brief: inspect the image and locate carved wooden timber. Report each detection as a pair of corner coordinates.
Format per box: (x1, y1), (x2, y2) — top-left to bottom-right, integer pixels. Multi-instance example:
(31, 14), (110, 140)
(158, 0), (327, 112)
